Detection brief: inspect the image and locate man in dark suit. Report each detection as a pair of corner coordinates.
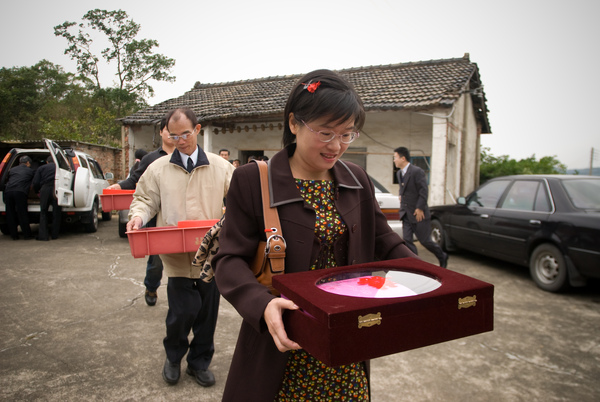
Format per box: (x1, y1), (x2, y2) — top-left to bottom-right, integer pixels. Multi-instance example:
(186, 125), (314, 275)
(394, 147), (448, 268)
(3, 156), (34, 240)
(33, 156), (62, 240)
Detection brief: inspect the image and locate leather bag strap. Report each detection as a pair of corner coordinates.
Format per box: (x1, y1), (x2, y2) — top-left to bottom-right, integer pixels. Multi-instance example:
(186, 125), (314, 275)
(255, 161), (286, 274)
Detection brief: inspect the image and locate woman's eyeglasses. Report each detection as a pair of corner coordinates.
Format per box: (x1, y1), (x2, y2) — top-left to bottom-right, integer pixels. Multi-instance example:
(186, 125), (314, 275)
(301, 120), (359, 144)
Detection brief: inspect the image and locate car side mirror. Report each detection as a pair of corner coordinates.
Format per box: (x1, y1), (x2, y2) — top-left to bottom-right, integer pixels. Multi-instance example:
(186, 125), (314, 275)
(104, 172), (114, 180)
(457, 197), (466, 205)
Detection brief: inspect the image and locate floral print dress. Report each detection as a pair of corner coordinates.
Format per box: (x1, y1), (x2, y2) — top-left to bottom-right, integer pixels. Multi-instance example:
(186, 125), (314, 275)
(276, 179), (369, 402)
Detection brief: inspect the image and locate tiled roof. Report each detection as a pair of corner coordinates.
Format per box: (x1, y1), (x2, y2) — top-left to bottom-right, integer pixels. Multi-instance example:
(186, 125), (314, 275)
(120, 55), (490, 133)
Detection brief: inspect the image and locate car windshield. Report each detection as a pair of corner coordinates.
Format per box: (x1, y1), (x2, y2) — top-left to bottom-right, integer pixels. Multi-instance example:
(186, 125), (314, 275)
(561, 179), (600, 210)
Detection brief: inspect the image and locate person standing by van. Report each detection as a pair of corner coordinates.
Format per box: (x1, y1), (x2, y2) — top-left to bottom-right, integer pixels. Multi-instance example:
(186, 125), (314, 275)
(33, 156), (61, 240)
(3, 156), (34, 240)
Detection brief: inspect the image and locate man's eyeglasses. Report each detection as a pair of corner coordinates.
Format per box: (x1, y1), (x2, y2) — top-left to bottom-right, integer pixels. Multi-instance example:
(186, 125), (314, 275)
(168, 129), (196, 141)
(301, 120), (359, 144)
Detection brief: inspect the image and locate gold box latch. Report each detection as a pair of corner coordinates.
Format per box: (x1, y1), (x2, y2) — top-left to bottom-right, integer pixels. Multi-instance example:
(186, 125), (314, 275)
(458, 295), (477, 309)
(358, 312), (382, 328)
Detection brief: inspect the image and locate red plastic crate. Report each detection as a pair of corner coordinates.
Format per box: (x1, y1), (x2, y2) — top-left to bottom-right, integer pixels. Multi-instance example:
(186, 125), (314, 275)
(126, 219), (219, 258)
(99, 189), (135, 212)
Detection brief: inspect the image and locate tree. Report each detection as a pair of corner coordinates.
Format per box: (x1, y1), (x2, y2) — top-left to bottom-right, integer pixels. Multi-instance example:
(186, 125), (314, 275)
(480, 147), (567, 183)
(0, 60), (78, 140)
(54, 9), (175, 112)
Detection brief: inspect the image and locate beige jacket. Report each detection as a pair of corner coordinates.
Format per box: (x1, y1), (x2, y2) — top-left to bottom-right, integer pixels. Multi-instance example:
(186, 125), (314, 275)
(129, 148), (234, 278)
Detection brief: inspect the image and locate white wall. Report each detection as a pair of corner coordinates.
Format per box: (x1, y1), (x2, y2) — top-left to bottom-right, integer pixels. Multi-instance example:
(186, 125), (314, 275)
(124, 102), (482, 203)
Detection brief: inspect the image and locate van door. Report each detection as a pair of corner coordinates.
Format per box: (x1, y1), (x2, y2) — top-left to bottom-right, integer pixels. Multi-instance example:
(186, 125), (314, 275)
(44, 139), (74, 207)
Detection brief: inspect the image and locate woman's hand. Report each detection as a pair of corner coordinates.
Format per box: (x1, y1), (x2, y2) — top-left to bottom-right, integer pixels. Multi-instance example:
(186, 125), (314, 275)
(264, 298), (301, 352)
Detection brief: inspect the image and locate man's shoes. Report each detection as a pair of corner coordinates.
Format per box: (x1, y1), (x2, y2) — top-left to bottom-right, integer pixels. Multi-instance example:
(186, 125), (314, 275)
(23, 236), (34, 240)
(145, 290), (157, 306)
(440, 253), (449, 268)
(162, 358), (180, 385)
(186, 367), (216, 387)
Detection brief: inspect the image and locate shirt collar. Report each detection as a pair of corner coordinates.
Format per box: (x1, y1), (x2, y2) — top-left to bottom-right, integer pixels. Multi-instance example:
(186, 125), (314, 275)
(402, 162), (411, 176)
(178, 148), (198, 167)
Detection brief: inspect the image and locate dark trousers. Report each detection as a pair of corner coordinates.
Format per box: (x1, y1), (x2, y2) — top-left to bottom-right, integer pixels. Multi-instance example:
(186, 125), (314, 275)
(402, 216), (446, 264)
(38, 184), (61, 240)
(3, 191), (31, 239)
(164, 277), (220, 370)
(143, 216), (163, 292)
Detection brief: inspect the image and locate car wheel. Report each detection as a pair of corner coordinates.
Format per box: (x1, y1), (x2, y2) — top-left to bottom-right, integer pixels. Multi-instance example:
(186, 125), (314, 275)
(119, 221), (127, 238)
(102, 211), (112, 221)
(84, 201), (99, 233)
(529, 244), (569, 292)
(430, 219), (445, 250)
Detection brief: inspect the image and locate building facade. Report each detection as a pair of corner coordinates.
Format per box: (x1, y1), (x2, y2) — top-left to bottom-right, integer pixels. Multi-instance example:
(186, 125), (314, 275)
(120, 54), (491, 205)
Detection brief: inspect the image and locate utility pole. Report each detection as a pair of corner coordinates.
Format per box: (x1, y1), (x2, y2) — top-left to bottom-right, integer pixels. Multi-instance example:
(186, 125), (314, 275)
(591, 148), (594, 176)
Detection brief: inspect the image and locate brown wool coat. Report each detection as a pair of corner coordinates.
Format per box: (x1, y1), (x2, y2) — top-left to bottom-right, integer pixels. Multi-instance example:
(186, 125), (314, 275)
(213, 145), (416, 401)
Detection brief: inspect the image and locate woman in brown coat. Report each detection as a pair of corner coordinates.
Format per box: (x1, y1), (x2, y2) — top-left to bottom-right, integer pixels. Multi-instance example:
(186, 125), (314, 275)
(213, 69), (416, 401)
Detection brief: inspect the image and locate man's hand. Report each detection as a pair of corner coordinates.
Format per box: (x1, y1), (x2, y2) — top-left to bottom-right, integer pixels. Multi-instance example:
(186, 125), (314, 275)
(264, 298), (301, 352)
(126, 216), (143, 231)
(414, 208), (425, 222)
(106, 183), (122, 190)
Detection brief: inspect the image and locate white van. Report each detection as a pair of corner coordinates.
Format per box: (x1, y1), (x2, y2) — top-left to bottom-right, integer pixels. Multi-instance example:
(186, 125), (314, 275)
(0, 139), (112, 234)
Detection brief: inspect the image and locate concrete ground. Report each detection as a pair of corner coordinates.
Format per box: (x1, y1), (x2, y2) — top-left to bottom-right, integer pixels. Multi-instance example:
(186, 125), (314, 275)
(1, 218), (599, 401)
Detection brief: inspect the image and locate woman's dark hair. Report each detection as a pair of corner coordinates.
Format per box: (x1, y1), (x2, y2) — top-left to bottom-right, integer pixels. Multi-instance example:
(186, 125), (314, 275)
(282, 69), (365, 147)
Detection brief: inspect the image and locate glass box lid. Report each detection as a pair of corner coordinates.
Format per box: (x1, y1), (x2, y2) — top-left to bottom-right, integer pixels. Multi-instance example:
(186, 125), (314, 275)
(316, 269), (441, 298)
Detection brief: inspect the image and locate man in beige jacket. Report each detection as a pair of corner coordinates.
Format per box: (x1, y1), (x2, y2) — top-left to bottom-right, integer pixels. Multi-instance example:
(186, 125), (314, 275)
(128, 108), (234, 388)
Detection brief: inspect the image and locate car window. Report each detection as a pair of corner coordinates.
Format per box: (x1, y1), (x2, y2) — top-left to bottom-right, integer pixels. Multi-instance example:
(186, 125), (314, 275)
(500, 181), (541, 211)
(467, 180), (510, 208)
(53, 150), (71, 171)
(562, 179), (600, 210)
(78, 156), (89, 169)
(87, 158), (101, 179)
(534, 183), (552, 212)
(89, 159), (105, 179)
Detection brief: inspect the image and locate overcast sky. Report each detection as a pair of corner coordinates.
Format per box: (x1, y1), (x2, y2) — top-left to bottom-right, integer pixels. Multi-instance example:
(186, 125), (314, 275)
(2, 0), (599, 171)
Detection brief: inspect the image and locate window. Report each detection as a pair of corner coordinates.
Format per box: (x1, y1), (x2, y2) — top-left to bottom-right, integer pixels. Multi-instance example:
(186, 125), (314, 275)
(341, 147), (366, 170)
(53, 150), (71, 171)
(500, 181), (538, 211)
(467, 180), (510, 208)
(562, 179), (600, 210)
(534, 184), (551, 212)
(88, 159), (105, 179)
(78, 156), (89, 169)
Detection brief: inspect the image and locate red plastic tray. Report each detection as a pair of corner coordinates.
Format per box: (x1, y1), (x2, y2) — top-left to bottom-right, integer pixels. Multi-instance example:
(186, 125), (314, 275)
(99, 189), (135, 212)
(126, 219), (219, 258)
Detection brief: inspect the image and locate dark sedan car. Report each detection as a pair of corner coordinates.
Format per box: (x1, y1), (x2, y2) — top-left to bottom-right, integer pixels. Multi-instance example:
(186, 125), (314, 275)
(430, 175), (600, 292)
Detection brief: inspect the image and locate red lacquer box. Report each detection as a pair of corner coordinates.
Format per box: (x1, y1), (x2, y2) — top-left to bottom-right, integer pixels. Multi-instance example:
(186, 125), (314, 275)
(99, 189), (135, 212)
(272, 257), (494, 367)
(126, 219), (218, 258)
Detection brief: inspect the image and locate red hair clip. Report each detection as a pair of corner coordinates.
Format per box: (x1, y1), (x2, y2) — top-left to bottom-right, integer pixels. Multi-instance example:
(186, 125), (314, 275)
(302, 80), (321, 93)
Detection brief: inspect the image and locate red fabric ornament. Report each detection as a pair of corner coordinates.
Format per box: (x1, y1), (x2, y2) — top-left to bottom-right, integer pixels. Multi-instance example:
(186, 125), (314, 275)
(302, 81), (321, 93)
